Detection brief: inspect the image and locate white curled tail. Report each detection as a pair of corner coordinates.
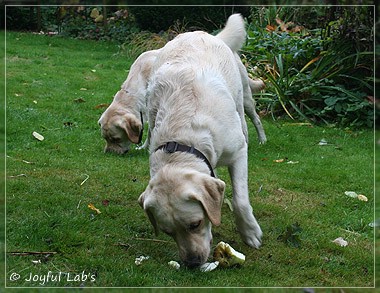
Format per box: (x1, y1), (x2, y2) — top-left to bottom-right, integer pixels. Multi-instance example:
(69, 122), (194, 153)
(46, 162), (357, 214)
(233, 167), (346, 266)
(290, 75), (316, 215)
(216, 14), (246, 52)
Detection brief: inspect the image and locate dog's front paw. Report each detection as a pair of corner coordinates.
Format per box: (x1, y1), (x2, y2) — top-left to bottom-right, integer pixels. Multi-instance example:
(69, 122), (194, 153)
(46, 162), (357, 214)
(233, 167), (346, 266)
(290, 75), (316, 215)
(236, 217), (263, 248)
(258, 137), (267, 144)
(240, 227), (262, 248)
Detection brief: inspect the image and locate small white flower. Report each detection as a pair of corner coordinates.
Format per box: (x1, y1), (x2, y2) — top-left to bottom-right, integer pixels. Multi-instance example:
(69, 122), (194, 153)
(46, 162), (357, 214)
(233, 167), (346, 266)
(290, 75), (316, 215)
(168, 260), (180, 270)
(332, 237), (348, 247)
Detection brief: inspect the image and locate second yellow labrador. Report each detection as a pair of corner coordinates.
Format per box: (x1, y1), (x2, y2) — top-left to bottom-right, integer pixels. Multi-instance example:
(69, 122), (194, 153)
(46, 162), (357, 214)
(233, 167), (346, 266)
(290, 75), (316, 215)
(98, 49), (160, 154)
(98, 48), (266, 155)
(138, 14), (262, 268)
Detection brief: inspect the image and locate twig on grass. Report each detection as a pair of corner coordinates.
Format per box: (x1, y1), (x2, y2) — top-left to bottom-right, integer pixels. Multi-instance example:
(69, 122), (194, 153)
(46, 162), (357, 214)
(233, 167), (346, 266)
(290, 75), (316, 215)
(8, 251), (58, 256)
(132, 237), (175, 244)
(80, 174), (90, 186)
(7, 155), (34, 164)
(114, 242), (132, 250)
(8, 174), (27, 178)
(339, 228), (361, 236)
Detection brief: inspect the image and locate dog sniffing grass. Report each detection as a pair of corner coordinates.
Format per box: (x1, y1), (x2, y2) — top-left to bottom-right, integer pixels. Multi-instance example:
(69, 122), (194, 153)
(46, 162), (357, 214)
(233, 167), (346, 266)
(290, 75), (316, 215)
(5, 31), (374, 287)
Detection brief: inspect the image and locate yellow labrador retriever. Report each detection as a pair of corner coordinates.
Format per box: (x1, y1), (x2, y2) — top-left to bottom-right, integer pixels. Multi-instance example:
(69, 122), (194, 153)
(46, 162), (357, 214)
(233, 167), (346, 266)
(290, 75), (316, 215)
(138, 14), (262, 268)
(98, 50), (266, 155)
(98, 49), (160, 154)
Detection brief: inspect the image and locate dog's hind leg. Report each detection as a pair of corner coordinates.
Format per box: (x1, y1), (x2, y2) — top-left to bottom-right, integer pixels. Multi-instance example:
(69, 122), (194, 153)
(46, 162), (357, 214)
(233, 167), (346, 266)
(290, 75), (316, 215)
(244, 78), (267, 144)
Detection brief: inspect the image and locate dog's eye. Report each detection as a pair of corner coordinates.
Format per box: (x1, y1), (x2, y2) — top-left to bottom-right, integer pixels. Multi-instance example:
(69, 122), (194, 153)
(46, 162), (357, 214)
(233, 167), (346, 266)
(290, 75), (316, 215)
(188, 220), (202, 231)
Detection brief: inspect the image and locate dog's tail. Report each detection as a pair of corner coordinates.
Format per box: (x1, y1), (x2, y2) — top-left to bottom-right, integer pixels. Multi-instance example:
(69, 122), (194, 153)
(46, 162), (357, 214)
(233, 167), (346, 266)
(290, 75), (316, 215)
(216, 14), (246, 52)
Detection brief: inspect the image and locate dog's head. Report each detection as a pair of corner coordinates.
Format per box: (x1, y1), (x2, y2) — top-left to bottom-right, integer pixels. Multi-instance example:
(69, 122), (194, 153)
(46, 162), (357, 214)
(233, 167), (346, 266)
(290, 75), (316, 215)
(98, 92), (143, 155)
(138, 166), (225, 268)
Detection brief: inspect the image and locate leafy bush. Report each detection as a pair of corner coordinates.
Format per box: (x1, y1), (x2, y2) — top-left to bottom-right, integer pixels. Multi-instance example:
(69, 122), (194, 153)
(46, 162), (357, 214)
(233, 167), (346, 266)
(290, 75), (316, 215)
(244, 6), (374, 128)
(128, 6), (250, 32)
(58, 7), (140, 43)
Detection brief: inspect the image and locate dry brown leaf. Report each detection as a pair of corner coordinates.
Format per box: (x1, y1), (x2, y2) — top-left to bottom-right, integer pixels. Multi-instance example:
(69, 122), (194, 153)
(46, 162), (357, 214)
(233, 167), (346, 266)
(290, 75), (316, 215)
(88, 203), (101, 214)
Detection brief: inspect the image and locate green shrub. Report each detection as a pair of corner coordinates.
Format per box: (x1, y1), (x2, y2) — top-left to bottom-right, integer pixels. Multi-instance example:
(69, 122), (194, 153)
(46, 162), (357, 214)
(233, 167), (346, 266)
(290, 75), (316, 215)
(244, 6), (374, 128)
(128, 6), (251, 32)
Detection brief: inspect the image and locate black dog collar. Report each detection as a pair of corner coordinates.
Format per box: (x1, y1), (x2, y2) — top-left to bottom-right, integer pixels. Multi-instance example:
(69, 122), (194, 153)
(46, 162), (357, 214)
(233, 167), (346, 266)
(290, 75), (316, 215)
(155, 141), (215, 178)
(138, 111), (144, 144)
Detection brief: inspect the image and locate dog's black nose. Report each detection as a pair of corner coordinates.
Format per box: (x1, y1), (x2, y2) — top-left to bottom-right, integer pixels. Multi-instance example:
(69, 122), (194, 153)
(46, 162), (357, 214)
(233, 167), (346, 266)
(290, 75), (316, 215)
(183, 255), (203, 268)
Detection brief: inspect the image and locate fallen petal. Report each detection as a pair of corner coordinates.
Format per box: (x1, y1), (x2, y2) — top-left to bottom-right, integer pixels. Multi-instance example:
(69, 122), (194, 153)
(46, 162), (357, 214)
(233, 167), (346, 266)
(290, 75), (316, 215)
(318, 139), (328, 146)
(31, 260), (41, 264)
(332, 237), (348, 247)
(357, 194), (368, 202)
(344, 191), (358, 198)
(168, 260), (180, 270)
(32, 131), (44, 141)
(135, 255), (149, 266)
(199, 261), (219, 272)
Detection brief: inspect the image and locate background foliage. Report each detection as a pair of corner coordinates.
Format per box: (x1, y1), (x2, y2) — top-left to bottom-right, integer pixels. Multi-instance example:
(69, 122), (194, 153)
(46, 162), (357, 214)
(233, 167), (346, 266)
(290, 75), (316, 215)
(5, 5), (375, 128)
(244, 6), (374, 127)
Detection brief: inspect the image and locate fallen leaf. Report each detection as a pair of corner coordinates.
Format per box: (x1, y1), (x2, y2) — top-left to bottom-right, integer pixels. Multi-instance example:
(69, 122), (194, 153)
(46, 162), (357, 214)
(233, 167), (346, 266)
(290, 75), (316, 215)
(80, 88), (87, 91)
(278, 222), (302, 248)
(91, 69), (96, 73)
(74, 98), (86, 103)
(266, 24), (276, 32)
(88, 203), (101, 214)
(274, 159), (286, 163)
(63, 121), (75, 127)
(94, 103), (109, 109)
(332, 237), (348, 247)
(32, 131), (44, 141)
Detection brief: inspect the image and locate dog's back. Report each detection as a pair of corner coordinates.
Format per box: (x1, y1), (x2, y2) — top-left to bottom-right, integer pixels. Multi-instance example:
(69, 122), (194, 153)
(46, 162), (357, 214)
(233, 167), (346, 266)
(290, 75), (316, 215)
(147, 13), (249, 155)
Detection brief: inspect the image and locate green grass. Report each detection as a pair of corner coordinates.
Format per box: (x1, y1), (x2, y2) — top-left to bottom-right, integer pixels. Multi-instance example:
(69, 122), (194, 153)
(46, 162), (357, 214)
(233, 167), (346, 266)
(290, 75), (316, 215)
(5, 31), (375, 289)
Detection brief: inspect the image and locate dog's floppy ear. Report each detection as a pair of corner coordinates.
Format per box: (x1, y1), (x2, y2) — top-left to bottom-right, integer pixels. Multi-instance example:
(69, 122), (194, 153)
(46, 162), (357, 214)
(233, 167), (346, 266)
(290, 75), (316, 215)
(138, 190), (159, 236)
(121, 113), (142, 144)
(190, 176), (225, 226)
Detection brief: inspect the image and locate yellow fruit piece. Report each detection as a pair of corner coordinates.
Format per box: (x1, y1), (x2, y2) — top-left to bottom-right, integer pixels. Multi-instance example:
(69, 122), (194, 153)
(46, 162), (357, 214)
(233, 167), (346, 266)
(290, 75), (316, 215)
(213, 241), (245, 267)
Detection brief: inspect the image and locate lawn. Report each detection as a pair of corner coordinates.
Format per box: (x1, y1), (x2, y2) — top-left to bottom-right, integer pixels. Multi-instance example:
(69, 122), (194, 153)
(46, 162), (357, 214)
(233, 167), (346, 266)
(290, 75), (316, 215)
(5, 31), (375, 289)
